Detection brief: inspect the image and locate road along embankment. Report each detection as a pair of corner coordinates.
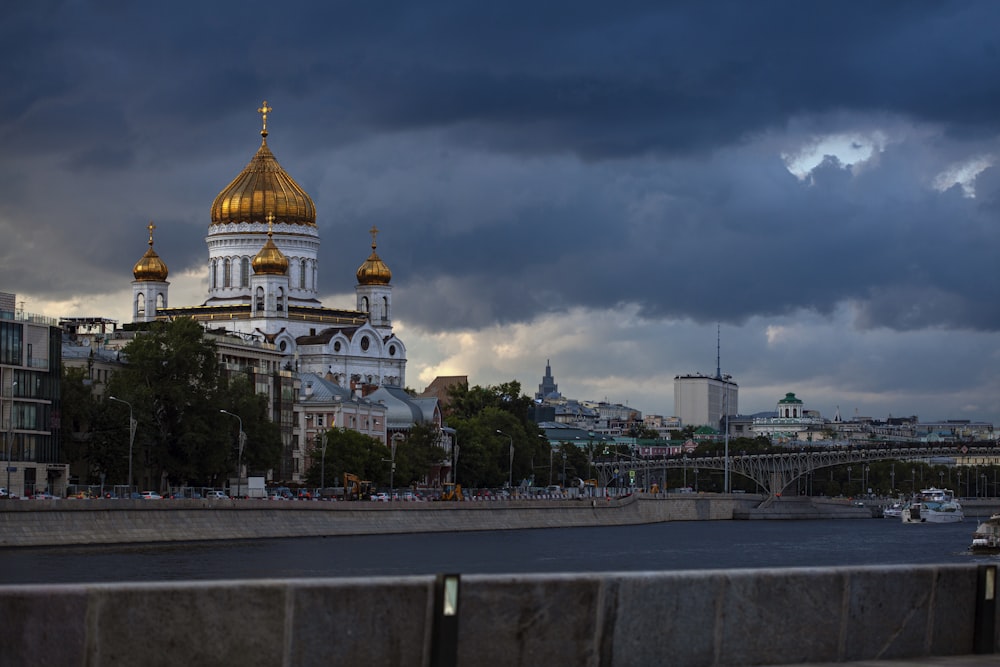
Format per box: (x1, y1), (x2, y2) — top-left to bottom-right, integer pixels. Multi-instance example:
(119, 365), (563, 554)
(0, 494), (771, 548)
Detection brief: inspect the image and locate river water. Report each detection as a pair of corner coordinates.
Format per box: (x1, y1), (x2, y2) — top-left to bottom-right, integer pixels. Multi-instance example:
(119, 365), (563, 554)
(0, 518), (995, 585)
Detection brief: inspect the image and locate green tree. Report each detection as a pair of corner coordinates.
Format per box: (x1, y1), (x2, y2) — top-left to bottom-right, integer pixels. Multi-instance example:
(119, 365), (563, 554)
(99, 318), (280, 490)
(305, 427), (388, 487)
(393, 422), (447, 486)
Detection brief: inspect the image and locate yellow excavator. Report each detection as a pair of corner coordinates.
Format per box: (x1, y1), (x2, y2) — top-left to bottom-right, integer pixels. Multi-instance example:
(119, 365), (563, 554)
(343, 473), (374, 501)
(440, 482), (463, 501)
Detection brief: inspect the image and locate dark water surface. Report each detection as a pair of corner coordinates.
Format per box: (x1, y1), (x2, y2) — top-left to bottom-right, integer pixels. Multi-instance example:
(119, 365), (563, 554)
(0, 518), (994, 585)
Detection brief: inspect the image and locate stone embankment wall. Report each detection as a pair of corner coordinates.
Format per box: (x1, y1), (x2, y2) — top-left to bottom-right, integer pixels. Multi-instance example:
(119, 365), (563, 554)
(0, 493), (878, 548)
(1, 564), (995, 665)
(0, 494), (771, 548)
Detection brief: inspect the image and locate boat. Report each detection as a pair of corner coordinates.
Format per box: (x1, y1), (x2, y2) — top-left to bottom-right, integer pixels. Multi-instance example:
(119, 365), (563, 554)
(901, 487), (963, 524)
(882, 502), (903, 519)
(970, 514), (1000, 553)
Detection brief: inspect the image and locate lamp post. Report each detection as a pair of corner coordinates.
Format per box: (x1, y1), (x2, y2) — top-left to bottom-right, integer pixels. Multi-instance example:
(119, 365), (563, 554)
(317, 432), (327, 490)
(108, 396), (135, 496)
(220, 410), (245, 499)
(384, 433), (402, 500)
(497, 429), (513, 488)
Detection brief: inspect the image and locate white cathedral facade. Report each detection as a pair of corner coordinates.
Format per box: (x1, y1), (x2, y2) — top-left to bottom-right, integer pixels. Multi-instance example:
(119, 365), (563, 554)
(130, 101), (408, 392)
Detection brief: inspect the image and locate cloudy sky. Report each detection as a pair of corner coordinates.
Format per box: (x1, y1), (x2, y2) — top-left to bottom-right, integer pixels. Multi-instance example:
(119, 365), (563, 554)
(3, 1), (1000, 425)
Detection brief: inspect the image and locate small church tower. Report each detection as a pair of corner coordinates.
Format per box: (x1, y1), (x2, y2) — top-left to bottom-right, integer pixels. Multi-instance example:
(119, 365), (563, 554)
(131, 221), (169, 323)
(355, 225), (393, 333)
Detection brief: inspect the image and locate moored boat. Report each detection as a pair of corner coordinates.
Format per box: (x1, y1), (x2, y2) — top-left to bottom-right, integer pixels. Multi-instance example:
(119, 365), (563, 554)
(899, 488), (963, 524)
(882, 502), (903, 519)
(970, 514), (1000, 553)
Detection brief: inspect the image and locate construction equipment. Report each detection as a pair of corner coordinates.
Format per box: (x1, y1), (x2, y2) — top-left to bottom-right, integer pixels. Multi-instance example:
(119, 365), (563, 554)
(343, 473), (374, 501)
(440, 482), (463, 501)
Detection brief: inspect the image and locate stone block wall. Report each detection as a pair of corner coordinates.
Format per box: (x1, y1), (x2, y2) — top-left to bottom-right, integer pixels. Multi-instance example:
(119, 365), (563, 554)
(0, 564), (995, 666)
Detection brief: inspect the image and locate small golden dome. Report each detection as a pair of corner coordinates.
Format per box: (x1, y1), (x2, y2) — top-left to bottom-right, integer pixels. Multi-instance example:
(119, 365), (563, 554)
(133, 222), (169, 281)
(252, 216), (289, 275)
(210, 101), (316, 226)
(356, 225), (392, 285)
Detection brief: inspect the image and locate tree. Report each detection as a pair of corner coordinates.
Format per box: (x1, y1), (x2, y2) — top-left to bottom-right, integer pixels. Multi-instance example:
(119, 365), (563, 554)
(95, 318), (280, 490)
(393, 422), (447, 486)
(304, 427), (387, 487)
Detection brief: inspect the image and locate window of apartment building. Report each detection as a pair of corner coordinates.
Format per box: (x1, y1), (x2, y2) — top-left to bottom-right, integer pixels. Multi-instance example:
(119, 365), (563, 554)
(0, 321), (22, 365)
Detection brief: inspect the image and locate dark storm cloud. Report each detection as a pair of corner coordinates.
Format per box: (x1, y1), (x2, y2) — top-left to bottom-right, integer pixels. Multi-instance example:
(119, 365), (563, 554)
(3, 0), (1000, 338)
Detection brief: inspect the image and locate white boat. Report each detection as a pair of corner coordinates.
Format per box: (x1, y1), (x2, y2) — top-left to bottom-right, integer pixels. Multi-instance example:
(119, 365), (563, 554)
(882, 502), (903, 519)
(970, 514), (1000, 553)
(901, 487), (963, 523)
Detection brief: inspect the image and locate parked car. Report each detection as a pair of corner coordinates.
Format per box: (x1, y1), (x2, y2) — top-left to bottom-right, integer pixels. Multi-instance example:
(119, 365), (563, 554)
(372, 492), (390, 502)
(139, 491), (163, 500)
(204, 491), (228, 500)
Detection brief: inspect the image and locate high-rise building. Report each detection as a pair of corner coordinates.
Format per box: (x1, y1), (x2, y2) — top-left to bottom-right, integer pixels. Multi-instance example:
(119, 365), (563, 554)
(0, 292), (68, 496)
(673, 373), (738, 429)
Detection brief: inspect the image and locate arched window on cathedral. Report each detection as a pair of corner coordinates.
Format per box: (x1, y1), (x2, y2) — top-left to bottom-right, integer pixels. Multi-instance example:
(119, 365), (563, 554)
(300, 259), (307, 289)
(360, 296), (369, 315)
(136, 292), (145, 317)
(240, 257), (250, 287)
(255, 286), (264, 313)
(155, 293), (166, 312)
(382, 296), (389, 321)
(224, 259), (232, 288)
(277, 287), (285, 312)
(210, 260), (217, 289)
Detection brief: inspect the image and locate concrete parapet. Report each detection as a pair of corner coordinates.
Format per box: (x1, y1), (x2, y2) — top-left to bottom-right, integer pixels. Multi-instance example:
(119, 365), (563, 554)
(0, 564), (995, 666)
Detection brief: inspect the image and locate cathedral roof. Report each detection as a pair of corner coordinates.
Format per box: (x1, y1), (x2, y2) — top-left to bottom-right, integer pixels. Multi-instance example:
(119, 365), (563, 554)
(210, 101), (316, 227)
(133, 222), (169, 282)
(356, 226), (392, 285)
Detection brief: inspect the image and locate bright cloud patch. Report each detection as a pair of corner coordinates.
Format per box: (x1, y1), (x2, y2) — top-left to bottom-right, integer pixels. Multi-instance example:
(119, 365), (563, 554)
(782, 131), (887, 180)
(933, 155), (994, 197)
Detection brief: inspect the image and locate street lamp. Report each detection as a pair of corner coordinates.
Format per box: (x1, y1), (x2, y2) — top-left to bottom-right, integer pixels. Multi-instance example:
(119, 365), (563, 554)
(220, 410), (245, 498)
(497, 429), (513, 488)
(317, 432), (327, 490)
(108, 395), (135, 496)
(384, 433), (402, 500)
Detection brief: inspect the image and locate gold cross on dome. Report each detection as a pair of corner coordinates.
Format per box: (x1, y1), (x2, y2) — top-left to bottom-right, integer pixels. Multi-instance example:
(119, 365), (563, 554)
(147, 221), (156, 246)
(258, 100), (272, 136)
(369, 225), (379, 249)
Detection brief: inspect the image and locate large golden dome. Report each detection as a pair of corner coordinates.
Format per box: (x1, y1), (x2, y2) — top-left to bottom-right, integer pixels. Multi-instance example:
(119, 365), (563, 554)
(133, 222), (169, 282)
(210, 101), (316, 227)
(356, 225), (392, 285)
(253, 217), (290, 275)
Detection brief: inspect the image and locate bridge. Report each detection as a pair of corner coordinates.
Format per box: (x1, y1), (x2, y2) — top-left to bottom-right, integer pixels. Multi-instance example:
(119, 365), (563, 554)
(592, 443), (999, 496)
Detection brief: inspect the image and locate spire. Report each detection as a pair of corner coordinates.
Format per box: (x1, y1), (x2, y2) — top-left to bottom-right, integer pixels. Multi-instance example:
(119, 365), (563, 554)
(715, 324), (721, 379)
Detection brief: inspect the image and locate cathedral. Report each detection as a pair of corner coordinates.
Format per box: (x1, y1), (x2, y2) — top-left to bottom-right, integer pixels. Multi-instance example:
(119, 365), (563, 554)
(130, 102), (407, 392)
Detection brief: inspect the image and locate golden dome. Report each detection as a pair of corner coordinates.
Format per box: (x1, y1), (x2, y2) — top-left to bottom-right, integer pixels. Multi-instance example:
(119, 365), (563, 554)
(133, 222), (169, 281)
(252, 216), (289, 275)
(356, 225), (392, 285)
(210, 101), (316, 226)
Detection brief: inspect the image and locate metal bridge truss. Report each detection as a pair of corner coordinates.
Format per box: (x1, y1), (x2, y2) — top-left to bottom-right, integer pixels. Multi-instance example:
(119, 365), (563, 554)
(592, 445), (997, 497)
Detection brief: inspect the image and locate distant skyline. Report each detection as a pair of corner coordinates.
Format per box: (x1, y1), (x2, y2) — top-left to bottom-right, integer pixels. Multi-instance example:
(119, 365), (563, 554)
(3, 2), (1000, 424)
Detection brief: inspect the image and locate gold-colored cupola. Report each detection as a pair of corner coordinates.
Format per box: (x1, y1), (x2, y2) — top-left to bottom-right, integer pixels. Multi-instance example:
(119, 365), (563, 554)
(356, 226), (392, 285)
(210, 101), (316, 226)
(252, 214), (290, 275)
(133, 221), (169, 281)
